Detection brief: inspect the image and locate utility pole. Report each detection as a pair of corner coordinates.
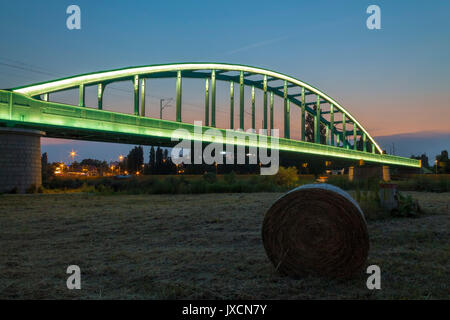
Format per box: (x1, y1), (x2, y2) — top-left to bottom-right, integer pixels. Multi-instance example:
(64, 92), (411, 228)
(160, 98), (173, 119)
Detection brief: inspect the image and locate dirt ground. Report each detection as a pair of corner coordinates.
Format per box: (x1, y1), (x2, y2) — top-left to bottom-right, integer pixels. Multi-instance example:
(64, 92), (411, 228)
(0, 191), (449, 299)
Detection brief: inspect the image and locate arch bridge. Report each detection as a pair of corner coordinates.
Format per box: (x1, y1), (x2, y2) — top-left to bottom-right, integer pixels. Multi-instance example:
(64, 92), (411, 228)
(0, 63), (420, 168)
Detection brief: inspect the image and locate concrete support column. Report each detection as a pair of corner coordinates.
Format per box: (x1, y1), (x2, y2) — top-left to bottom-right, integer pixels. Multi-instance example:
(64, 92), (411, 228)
(347, 165), (390, 182)
(0, 128), (45, 193)
(382, 166), (390, 182)
(348, 166), (355, 182)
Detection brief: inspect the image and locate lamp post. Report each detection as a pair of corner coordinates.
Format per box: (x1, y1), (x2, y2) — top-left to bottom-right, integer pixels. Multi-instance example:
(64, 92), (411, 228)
(119, 155), (124, 175)
(160, 98), (173, 119)
(69, 149), (77, 163)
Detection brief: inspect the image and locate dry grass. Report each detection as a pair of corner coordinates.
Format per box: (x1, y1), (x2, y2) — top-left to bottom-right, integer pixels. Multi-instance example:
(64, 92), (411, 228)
(0, 191), (449, 299)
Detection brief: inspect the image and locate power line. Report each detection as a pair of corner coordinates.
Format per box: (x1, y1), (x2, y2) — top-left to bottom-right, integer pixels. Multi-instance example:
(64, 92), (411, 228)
(0, 57), (58, 74)
(0, 61), (58, 77)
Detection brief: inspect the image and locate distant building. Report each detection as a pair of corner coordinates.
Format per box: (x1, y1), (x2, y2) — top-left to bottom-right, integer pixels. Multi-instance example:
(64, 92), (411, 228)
(411, 153), (429, 168)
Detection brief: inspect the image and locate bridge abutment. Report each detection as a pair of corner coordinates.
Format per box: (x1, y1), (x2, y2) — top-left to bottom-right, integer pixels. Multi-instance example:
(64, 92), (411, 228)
(0, 127), (45, 193)
(348, 165), (390, 182)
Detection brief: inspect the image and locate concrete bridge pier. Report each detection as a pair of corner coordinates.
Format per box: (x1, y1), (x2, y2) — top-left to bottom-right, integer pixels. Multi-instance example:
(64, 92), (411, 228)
(348, 165), (390, 182)
(0, 127), (45, 193)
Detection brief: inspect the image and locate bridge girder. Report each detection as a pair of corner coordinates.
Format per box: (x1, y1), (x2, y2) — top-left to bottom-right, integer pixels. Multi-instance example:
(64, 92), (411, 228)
(8, 62), (404, 158)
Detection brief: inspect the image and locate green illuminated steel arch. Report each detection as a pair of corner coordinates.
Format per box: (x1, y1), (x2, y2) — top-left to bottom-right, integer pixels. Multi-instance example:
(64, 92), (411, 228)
(11, 62), (383, 154)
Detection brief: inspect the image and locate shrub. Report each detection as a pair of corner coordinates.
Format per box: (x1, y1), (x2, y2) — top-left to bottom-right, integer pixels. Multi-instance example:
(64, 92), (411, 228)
(203, 172), (217, 184)
(275, 166), (299, 188)
(189, 180), (207, 194)
(327, 175), (356, 190)
(95, 184), (114, 194)
(438, 176), (449, 192)
(399, 175), (450, 193)
(9, 187), (18, 194)
(80, 183), (95, 193)
(391, 192), (422, 218)
(224, 171), (237, 184)
(26, 184), (37, 194)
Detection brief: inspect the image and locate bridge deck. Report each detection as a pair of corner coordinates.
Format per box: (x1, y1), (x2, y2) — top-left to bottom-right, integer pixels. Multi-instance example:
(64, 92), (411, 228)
(0, 90), (420, 168)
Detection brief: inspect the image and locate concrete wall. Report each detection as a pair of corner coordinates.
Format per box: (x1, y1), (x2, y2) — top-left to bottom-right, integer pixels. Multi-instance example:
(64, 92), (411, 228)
(0, 127), (45, 193)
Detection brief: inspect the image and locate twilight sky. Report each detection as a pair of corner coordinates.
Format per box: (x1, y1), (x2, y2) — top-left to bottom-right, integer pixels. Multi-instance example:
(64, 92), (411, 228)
(0, 0), (449, 162)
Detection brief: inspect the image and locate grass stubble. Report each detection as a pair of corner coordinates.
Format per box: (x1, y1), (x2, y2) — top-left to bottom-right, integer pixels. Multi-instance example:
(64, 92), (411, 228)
(0, 191), (449, 299)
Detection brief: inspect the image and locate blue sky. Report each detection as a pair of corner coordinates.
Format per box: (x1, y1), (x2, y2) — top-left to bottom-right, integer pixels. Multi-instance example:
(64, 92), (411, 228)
(0, 0), (449, 162)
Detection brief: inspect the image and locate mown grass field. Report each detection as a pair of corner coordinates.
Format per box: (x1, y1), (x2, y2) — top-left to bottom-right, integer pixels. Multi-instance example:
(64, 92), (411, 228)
(0, 191), (449, 299)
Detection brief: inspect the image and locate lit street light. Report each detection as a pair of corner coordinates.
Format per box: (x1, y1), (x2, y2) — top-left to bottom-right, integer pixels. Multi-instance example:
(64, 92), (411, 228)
(69, 149), (77, 162)
(118, 155), (124, 175)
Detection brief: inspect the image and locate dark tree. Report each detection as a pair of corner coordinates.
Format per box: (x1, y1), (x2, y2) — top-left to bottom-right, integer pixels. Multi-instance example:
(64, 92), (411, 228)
(155, 146), (163, 172)
(41, 152), (48, 168)
(70, 161), (81, 171)
(435, 150), (450, 173)
(438, 150), (449, 161)
(126, 146), (144, 173)
(148, 146), (156, 174)
(79, 159), (109, 175)
(41, 152), (53, 181)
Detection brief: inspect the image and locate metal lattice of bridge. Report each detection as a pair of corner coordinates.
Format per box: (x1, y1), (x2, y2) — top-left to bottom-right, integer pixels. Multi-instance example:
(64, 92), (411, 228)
(0, 63), (420, 168)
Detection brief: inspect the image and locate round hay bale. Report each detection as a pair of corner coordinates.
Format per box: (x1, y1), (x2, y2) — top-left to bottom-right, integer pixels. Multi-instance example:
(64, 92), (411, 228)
(262, 184), (369, 278)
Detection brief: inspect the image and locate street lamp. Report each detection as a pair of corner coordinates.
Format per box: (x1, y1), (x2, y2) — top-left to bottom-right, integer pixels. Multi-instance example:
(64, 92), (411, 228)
(69, 149), (77, 162)
(118, 155), (124, 175)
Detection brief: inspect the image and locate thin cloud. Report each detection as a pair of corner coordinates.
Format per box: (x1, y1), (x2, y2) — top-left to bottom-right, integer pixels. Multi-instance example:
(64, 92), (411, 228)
(223, 35), (290, 56)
